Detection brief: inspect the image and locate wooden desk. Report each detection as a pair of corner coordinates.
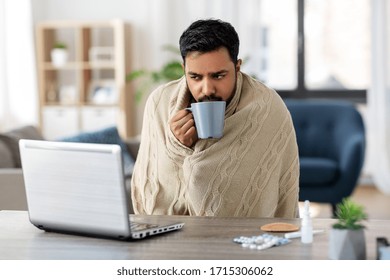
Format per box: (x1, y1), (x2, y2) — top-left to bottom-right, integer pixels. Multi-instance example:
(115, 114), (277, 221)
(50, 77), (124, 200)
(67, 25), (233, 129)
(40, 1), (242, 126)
(0, 211), (387, 260)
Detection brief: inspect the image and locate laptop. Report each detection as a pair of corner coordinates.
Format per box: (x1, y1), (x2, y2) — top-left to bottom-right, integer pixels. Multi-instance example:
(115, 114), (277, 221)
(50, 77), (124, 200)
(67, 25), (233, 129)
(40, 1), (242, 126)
(19, 139), (184, 240)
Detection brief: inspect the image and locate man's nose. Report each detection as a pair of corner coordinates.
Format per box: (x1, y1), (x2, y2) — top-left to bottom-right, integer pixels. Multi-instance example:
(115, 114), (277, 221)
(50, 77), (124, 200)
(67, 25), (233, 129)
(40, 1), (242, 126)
(202, 78), (216, 96)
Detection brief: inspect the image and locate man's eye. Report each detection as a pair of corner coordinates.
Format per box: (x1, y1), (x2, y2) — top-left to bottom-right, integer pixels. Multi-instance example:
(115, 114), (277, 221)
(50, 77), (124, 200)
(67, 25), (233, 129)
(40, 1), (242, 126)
(190, 76), (201, 80)
(213, 74), (225, 79)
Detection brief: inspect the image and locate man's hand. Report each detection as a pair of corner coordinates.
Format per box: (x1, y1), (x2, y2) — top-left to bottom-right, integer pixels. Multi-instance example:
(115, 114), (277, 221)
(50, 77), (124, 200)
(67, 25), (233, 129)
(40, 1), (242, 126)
(169, 109), (198, 148)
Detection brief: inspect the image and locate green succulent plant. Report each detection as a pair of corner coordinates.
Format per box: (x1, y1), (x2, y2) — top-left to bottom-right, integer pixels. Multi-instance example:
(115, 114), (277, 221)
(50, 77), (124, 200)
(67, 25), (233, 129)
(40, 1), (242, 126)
(332, 198), (368, 230)
(53, 42), (67, 49)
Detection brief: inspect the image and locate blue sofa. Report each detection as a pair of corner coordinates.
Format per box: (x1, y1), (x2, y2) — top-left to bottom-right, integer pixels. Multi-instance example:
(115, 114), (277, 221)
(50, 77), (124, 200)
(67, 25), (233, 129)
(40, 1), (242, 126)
(284, 99), (365, 214)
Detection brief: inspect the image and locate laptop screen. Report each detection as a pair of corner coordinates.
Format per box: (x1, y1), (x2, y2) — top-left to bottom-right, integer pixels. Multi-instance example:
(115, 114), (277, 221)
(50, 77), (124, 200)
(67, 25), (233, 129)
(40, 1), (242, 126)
(19, 139), (132, 238)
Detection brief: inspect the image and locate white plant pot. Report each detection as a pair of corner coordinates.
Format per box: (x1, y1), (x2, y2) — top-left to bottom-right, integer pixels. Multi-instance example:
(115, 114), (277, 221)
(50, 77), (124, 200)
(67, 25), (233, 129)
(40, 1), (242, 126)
(328, 228), (366, 260)
(51, 48), (68, 67)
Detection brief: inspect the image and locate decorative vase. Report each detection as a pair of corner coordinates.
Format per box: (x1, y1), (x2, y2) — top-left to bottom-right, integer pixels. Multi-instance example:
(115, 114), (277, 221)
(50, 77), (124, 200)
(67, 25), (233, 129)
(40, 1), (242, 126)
(51, 48), (68, 67)
(328, 228), (366, 259)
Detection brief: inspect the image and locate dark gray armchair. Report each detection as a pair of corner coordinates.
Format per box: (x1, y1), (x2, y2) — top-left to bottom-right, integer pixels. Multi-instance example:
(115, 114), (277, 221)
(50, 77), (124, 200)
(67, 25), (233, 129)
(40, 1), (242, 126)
(285, 99), (365, 214)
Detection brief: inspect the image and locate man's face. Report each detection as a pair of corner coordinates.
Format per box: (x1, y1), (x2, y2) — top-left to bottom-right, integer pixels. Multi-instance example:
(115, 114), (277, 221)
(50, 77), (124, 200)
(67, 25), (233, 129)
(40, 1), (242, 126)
(183, 47), (241, 103)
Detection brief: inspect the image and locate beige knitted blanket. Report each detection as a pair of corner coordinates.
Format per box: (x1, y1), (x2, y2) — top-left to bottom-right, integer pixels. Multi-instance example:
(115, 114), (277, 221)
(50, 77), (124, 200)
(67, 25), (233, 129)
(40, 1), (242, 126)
(131, 72), (299, 218)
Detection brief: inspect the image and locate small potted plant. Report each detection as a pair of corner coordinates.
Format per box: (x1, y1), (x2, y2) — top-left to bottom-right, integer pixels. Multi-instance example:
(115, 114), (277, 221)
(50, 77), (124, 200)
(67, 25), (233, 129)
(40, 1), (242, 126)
(328, 198), (368, 259)
(51, 42), (68, 67)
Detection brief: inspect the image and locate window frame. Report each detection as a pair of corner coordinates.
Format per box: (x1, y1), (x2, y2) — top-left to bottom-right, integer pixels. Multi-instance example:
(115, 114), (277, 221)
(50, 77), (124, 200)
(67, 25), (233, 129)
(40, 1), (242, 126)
(276, 0), (367, 103)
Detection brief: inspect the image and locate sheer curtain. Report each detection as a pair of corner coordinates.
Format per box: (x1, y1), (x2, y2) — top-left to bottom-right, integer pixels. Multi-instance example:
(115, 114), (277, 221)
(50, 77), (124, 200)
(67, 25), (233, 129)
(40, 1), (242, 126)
(0, 0), (38, 131)
(368, 0), (390, 194)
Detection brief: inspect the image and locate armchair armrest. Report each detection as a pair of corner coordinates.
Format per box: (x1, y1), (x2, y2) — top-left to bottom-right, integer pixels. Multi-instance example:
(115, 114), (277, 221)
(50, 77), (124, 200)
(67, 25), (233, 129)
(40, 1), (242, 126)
(339, 133), (365, 172)
(331, 133), (365, 200)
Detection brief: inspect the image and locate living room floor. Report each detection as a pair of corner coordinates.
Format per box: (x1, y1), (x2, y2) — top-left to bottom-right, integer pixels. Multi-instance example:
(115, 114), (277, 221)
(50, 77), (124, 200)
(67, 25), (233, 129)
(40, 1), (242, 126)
(305, 184), (390, 220)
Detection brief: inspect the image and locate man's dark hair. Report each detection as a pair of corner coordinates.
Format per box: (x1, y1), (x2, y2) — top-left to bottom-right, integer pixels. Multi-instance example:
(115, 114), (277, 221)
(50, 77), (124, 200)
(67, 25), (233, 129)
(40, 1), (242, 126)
(179, 19), (240, 64)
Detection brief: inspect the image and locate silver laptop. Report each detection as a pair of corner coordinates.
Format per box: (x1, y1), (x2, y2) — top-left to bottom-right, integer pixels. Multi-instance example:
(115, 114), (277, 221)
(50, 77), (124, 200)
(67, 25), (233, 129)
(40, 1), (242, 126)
(19, 139), (184, 240)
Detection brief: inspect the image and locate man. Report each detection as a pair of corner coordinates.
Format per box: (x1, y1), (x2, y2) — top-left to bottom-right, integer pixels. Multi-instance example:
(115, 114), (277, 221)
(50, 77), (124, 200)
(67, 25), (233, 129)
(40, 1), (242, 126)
(131, 19), (299, 218)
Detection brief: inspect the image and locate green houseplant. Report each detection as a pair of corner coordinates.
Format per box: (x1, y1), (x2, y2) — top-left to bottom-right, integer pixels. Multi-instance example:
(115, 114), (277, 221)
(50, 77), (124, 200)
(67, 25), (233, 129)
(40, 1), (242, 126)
(328, 198), (368, 259)
(126, 45), (184, 103)
(53, 42), (67, 49)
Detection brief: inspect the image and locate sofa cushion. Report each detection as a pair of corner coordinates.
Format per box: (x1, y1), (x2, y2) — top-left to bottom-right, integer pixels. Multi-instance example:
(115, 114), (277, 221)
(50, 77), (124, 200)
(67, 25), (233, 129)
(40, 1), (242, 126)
(299, 157), (339, 185)
(60, 126), (135, 176)
(0, 125), (44, 168)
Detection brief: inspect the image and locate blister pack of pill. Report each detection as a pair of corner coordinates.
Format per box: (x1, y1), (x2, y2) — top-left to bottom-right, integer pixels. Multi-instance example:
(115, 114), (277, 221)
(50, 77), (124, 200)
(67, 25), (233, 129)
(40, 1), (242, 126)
(233, 234), (291, 251)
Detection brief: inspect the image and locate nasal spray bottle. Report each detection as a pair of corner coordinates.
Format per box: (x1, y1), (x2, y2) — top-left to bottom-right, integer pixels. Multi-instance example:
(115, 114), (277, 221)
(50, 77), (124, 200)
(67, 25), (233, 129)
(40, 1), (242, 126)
(301, 200), (313, 244)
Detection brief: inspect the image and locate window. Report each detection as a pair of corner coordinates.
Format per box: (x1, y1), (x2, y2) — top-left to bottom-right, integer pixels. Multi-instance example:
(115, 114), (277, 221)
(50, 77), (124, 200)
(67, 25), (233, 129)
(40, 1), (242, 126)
(258, 0), (297, 90)
(257, 0), (370, 102)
